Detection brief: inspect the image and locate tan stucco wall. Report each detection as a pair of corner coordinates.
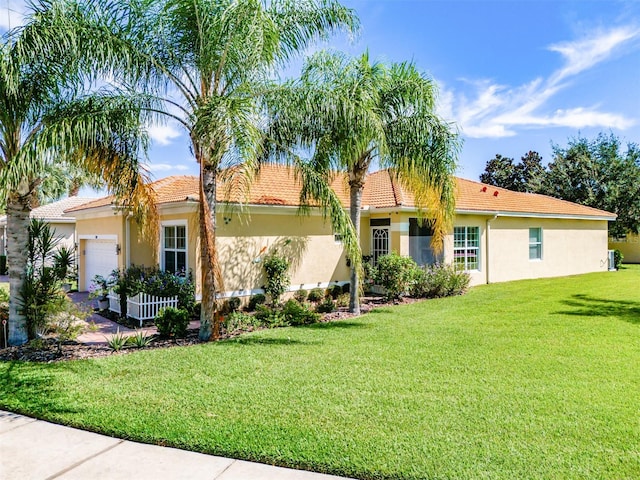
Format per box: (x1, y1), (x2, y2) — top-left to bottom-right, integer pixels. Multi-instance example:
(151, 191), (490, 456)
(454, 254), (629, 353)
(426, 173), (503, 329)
(609, 233), (640, 264)
(75, 214), (125, 290)
(218, 211), (348, 296)
(443, 215), (488, 286)
(76, 207), (347, 297)
(484, 217), (609, 283)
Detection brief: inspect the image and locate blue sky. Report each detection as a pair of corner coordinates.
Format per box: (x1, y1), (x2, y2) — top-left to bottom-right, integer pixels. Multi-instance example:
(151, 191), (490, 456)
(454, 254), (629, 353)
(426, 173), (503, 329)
(3, 0), (640, 184)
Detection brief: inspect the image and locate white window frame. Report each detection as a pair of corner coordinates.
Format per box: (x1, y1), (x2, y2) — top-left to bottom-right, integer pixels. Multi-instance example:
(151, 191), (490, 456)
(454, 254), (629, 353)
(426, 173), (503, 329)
(453, 226), (480, 271)
(161, 220), (188, 274)
(529, 227), (543, 261)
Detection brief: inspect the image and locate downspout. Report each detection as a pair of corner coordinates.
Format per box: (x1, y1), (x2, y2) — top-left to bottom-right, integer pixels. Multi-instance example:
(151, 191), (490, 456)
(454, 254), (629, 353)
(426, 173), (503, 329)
(486, 214), (498, 284)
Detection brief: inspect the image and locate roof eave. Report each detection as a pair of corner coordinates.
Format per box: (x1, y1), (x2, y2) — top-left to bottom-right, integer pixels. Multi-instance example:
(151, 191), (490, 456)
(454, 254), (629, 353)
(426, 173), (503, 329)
(455, 208), (617, 221)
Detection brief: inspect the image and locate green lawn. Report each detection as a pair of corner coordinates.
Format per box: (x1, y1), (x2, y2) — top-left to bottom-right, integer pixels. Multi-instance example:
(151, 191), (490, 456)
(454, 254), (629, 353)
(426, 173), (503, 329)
(2, 268), (640, 479)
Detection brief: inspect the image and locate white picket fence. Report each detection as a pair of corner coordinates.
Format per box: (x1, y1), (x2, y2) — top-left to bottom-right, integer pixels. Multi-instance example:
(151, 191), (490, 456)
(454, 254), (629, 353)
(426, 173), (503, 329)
(108, 291), (178, 327)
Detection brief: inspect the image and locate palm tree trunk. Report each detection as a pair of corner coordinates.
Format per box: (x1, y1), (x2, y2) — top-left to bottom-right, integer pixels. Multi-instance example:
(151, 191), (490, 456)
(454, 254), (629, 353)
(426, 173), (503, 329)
(349, 181), (364, 314)
(198, 159), (223, 341)
(6, 191), (33, 345)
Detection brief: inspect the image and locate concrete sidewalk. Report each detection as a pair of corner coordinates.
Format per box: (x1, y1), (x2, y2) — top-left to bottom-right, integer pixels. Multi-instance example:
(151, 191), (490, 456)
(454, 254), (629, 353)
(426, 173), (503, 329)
(0, 411), (353, 480)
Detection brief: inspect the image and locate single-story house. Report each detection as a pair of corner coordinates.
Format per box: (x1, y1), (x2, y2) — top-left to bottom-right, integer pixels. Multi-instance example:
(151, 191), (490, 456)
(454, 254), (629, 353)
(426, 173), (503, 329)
(0, 196), (94, 257)
(65, 165), (616, 297)
(609, 233), (640, 263)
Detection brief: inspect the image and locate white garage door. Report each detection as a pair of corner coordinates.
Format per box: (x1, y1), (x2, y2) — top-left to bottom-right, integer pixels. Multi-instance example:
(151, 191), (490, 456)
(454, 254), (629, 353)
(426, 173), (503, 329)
(84, 239), (118, 291)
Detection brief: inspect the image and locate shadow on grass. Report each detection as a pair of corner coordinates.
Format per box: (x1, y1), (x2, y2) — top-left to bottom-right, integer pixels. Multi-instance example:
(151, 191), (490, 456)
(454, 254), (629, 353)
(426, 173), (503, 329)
(0, 361), (93, 417)
(556, 294), (640, 324)
(220, 336), (319, 346)
(301, 321), (368, 330)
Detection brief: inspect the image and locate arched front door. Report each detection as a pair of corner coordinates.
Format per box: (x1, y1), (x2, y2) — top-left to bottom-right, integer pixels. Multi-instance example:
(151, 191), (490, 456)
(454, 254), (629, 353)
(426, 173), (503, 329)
(371, 227), (390, 265)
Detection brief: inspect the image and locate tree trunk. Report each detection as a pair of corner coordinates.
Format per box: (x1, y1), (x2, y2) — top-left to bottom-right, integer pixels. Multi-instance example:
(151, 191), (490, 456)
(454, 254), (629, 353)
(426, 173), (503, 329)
(348, 177), (365, 315)
(6, 191), (33, 345)
(198, 159), (221, 341)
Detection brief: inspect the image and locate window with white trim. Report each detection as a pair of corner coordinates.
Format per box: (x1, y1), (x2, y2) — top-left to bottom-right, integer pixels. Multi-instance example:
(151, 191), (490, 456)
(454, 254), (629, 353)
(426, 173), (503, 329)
(529, 227), (542, 260)
(162, 224), (187, 274)
(453, 226), (479, 271)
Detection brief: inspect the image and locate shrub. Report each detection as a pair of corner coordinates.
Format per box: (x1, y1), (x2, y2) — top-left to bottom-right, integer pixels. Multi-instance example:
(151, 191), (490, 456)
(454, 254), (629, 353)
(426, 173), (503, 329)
(224, 296), (241, 314)
(327, 284), (342, 300)
(614, 249), (624, 269)
(254, 304), (287, 327)
(281, 299), (320, 325)
(336, 292), (350, 308)
(127, 330), (154, 348)
(47, 296), (90, 352)
(374, 252), (418, 300)
(106, 329), (128, 351)
(0, 255), (7, 275)
(109, 266), (196, 317)
(247, 293), (266, 311)
(224, 311), (260, 333)
(411, 263), (471, 298)
(293, 289), (308, 303)
(307, 288), (324, 302)
(18, 219), (69, 339)
(263, 254), (290, 305)
(341, 282), (350, 294)
(316, 296), (335, 313)
(0, 286), (9, 303)
(155, 307), (190, 338)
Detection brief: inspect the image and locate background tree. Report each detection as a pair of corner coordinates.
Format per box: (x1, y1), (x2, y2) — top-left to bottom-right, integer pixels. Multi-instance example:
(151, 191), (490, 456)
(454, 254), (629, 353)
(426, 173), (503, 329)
(479, 154), (517, 190)
(265, 51), (459, 314)
(544, 133), (640, 237)
(1, 10), (156, 345)
(514, 151), (546, 193)
(479, 151), (546, 193)
(30, 0), (359, 341)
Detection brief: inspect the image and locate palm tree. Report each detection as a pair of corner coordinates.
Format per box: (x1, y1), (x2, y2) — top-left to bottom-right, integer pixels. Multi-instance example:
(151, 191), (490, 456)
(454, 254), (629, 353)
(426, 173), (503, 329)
(0, 20), (156, 345)
(29, 0), (359, 340)
(265, 51), (460, 314)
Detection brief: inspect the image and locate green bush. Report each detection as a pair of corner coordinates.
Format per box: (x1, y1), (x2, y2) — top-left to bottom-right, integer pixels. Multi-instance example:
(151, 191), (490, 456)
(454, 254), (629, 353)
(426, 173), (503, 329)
(327, 284), (342, 299)
(109, 265), (196, 317)
(254, 304), (287, 327)
(224, 296), (241, 313)
(614, 249), (624, 269)
(0, 286), (9, 303)
(224, 311), (261, 333)
(0, 255), (7, 275)
(263, 254), (290, 305)
(106, 329), (128, 351)
(316, 296), (336, 313)
(247, 293), (266, 311)
(411, 263), (471, 298)
(155, 307), (190, 338)
(374, 252), (418, 300)
(281, 299), (320, 325)
(293, 289), (308, 303)
(307, 288), (325, 302)
(336, 292), (350, 308)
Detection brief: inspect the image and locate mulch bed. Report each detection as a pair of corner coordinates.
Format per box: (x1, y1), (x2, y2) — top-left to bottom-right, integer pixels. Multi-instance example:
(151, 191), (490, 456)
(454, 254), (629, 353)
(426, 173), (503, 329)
(0, 296), (421, 363)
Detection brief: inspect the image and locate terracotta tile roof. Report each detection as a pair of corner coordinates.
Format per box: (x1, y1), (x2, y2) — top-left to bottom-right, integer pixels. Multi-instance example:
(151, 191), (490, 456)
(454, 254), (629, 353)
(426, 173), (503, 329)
(0, 197), (95, 224)
(66, 165), (616, 219)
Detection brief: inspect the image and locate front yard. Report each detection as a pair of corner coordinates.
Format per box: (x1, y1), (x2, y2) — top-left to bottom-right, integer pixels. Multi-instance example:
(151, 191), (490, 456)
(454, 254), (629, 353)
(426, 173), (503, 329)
(1, 267), (639, 479)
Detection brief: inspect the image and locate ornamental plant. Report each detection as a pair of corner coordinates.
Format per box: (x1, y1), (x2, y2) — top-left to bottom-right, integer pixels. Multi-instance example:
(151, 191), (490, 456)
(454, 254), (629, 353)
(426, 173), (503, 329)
(374, 252), (419, 300)
(263, 254), (290, 306)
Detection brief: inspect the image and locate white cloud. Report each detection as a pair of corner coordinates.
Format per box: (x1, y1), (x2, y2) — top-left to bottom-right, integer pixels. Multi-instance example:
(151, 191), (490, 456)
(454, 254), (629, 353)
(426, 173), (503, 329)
(147, 124), (183, 146)
(443, 25), (640, 139)
(549, 26), (640, 82)
(143, 163), (190, 173)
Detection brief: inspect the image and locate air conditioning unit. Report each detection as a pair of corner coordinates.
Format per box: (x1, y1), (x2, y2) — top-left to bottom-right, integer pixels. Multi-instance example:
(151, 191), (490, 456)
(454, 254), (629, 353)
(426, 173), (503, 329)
(608, 250), (616, 271)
